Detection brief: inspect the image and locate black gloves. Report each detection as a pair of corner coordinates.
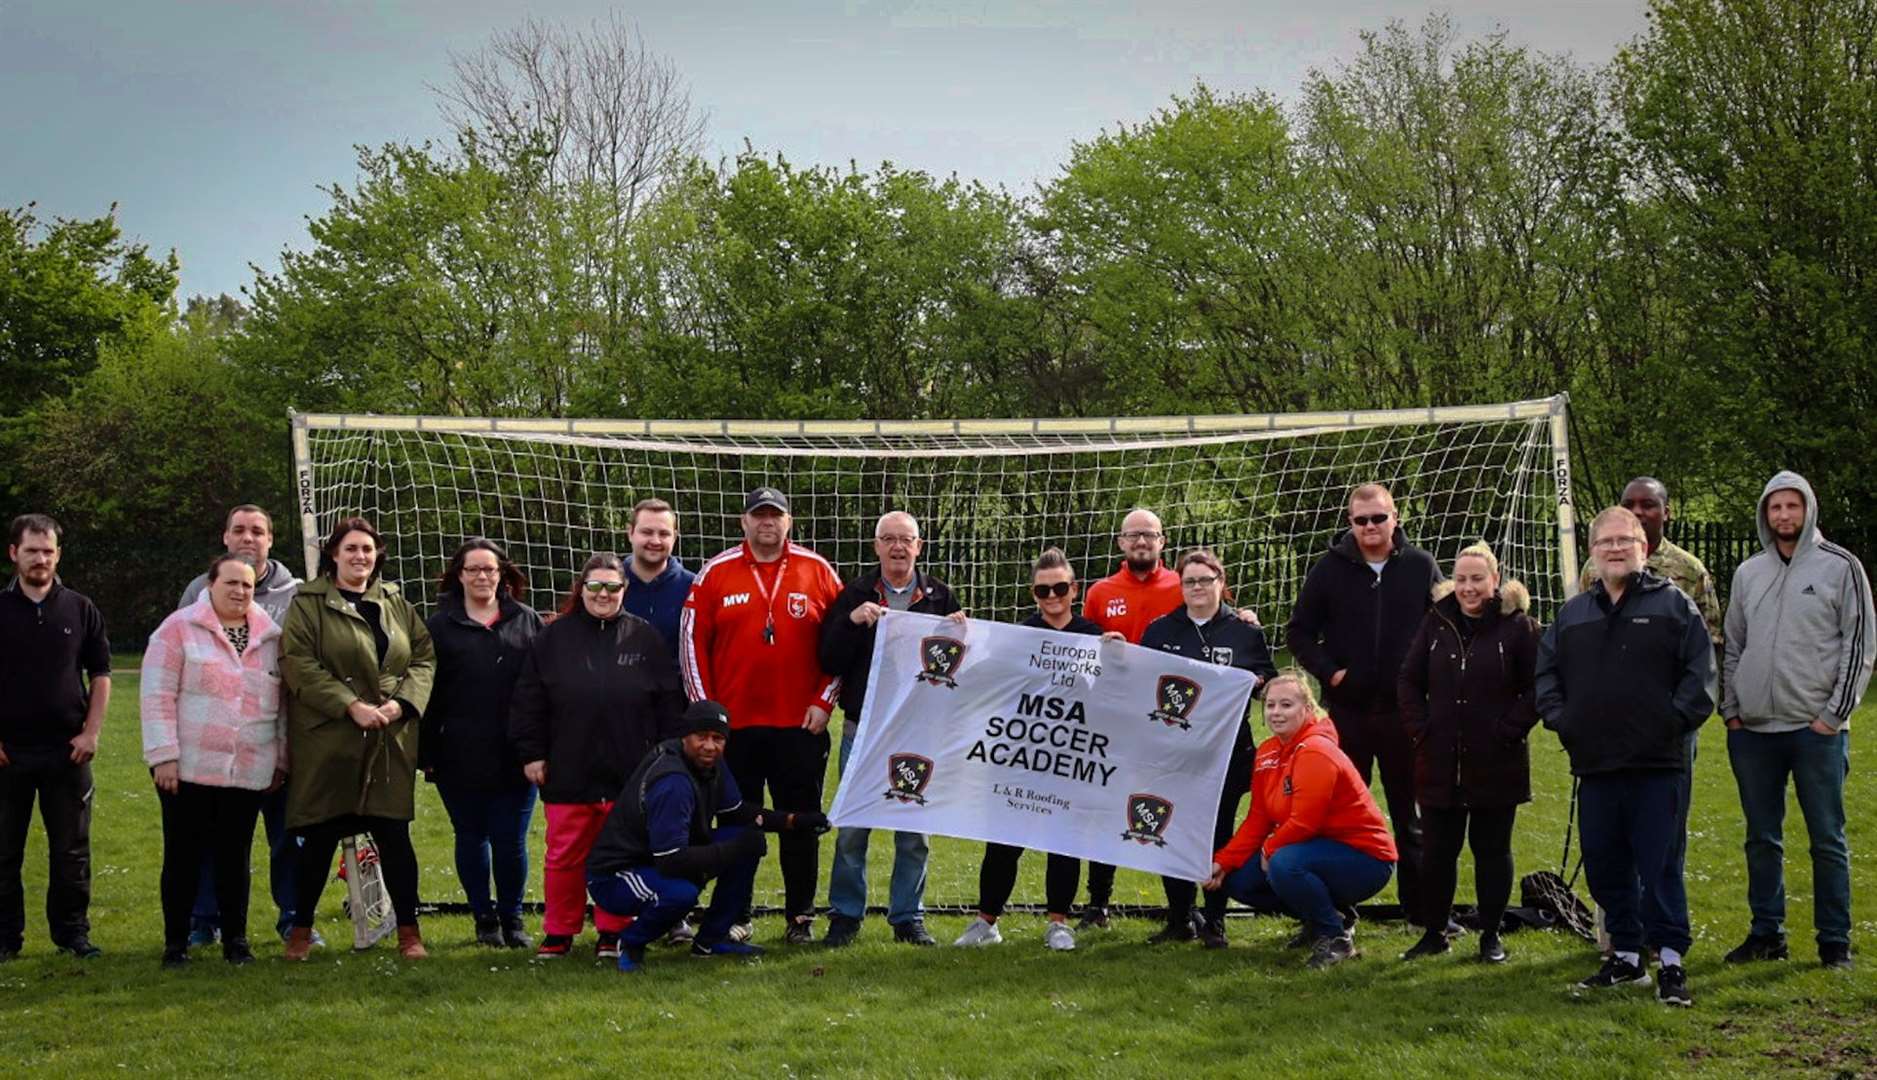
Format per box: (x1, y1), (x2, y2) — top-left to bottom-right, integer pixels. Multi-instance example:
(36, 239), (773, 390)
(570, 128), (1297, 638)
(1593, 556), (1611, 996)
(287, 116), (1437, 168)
(751, 808), (832, 834)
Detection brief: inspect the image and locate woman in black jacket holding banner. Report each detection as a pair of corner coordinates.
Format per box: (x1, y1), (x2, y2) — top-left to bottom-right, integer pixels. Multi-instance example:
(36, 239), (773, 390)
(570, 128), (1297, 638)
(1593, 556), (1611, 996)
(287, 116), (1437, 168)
(1139, 548), (1278, 948)
(1396, 542), (1540, 963)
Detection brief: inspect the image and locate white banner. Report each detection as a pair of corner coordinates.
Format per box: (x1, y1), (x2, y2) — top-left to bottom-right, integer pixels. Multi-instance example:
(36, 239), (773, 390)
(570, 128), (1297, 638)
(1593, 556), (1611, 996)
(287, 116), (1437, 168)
(828, 612), (1255, 881)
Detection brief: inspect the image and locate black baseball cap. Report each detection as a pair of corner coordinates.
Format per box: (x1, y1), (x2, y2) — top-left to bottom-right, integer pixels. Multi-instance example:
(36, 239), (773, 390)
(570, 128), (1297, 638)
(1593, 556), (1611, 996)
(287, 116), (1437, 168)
(745, 486), (790, 513)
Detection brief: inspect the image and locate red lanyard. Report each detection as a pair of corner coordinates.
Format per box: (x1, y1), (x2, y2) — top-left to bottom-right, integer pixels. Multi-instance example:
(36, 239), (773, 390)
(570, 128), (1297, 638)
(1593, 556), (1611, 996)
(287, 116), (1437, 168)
(750, 555), (788, 646)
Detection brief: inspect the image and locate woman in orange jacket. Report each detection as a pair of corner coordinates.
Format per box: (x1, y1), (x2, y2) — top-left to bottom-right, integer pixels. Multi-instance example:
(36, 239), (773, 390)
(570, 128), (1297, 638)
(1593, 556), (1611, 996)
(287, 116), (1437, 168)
(1204, 671), (1397, 968)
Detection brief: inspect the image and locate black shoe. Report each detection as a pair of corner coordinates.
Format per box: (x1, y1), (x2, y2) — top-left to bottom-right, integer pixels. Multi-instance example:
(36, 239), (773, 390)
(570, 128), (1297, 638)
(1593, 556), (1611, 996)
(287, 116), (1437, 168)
(1578, 955), (1650, 989)
(1656, 963), (1692, 1006)
(161, 945), (191, 969)
(1197, 917), (1229, 950)
(500, 915), (532, 950)
(824, 914), (861, 948)
(595, 931), (622, 960)
(1401, 931), (1450, 960)
(222, 939), (255, 965)
(892, 919), (936, 947)
(1146, 918), (1198, 944)
(1819, 942), (1853, 970)
(1307, 934), (1356, 969)
(784, 916), (815, 945)
(1284, 923), (1314, 949)
(1723, 932), (1788, 963)
(474, 915), (504, 948)
(57, 937), (101, 960)
(1075, 905), (1110, 931)
(1478, 933), (1507, 964)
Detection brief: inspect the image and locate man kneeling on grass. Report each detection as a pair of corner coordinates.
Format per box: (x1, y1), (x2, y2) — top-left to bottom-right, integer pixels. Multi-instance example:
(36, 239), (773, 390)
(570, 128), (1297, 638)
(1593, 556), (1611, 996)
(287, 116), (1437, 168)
(586, 700), (829, 973)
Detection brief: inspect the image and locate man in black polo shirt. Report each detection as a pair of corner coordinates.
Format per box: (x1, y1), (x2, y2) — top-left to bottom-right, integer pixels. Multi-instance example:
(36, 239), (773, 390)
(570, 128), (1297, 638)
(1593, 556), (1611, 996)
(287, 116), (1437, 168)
(0, 514), (113, 960)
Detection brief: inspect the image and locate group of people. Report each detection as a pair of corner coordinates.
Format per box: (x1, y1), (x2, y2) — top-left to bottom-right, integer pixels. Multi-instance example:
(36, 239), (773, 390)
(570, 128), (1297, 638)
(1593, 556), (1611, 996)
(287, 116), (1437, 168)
(0, 469), (1867, 1002)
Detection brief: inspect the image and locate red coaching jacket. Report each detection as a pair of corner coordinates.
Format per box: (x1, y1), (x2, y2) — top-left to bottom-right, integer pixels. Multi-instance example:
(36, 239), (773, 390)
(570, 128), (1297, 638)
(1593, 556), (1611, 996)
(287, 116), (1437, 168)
(1213, 716), (1398, 870)
(1081, 562), (1182, 644)
(679, 542), (842, 730)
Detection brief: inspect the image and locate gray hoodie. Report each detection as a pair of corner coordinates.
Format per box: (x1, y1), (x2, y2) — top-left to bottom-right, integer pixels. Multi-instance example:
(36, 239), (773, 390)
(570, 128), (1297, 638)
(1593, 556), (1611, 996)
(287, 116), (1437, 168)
(178, 558), (303, 628)
(1721, 471), (1875, 732)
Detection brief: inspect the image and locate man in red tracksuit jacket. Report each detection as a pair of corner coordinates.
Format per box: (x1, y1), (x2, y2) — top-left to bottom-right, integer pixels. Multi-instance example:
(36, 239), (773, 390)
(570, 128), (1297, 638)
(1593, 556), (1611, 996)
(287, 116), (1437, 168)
(680, 486), (842, 943)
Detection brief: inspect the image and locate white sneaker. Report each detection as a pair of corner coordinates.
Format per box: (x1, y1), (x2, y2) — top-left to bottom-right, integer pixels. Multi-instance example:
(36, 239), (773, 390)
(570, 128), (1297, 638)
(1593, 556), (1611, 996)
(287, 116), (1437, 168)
(727, 921), (754, 944)
(1043, 921), (1076, 951)
(953, 918), (1003, 947)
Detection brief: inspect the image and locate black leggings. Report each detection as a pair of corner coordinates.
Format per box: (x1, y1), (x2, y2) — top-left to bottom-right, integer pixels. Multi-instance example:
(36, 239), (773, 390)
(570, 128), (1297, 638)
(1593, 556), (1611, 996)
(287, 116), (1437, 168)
(978, 844), (1080, 917)
(159, 782), (263, 947)
(1163, 743), (1252, 924)
(291, 815), (420, 930)
(1419, 804), (1517, 933)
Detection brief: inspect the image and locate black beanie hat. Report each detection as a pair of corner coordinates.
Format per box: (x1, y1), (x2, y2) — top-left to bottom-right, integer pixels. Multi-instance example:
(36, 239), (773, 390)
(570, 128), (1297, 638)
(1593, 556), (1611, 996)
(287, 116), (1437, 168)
(680, 700), (731, 738)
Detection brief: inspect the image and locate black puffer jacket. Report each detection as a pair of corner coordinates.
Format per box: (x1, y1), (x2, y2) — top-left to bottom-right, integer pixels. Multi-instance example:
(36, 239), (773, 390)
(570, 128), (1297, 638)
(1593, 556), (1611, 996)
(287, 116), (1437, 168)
(508, 607), (686, 804)
(1286, 526), (1442, 712)
(1397, 581), (1540, 808)
(420, 594), (545, 792)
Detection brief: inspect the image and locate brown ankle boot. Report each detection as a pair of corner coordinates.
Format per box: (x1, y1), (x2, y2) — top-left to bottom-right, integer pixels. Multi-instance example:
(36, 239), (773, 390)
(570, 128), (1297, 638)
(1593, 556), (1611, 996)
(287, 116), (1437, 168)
(283, 927), (314, 961)
(396, 926), (427, 959)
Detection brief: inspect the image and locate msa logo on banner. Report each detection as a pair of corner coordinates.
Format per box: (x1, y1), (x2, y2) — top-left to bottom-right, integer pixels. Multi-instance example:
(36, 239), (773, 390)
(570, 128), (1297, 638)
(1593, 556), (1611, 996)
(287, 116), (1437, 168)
(915, 635), (966, 688)
(1121, 793), (1174, 846)
(885, 753), (934, 805)
(1149, 675), (1202, 730)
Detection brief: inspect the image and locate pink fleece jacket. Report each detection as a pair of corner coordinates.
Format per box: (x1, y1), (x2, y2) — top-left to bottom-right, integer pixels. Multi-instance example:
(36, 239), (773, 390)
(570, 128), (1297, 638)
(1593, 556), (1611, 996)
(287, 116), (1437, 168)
(141, 595), (286, 790)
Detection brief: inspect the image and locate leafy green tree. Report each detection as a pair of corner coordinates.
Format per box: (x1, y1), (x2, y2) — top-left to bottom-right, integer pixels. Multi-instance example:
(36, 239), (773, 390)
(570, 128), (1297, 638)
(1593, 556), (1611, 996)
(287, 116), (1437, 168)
(1615, 0), (1877, 525)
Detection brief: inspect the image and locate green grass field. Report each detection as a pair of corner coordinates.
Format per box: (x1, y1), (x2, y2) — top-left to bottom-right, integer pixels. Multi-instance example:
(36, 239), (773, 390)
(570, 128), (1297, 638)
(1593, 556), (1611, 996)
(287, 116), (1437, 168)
(5, 658), (1872, 1077)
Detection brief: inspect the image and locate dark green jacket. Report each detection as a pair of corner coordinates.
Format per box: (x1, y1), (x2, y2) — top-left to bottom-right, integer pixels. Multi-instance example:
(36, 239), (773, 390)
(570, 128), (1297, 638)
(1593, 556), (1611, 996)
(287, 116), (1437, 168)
(281, 575), (436, 829)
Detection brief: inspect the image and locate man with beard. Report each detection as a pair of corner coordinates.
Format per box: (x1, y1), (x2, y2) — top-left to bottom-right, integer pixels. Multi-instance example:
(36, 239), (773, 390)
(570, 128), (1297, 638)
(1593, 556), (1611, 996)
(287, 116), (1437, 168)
(176, 504), (306, 947)
(680, 487), (842, 943)
(0, 515), (112, 961)
(1721, 472), (1873, 970)
(621, 498), (693, 660)
(586, 701), (830, 972)
(1285, 484), (1441, 927)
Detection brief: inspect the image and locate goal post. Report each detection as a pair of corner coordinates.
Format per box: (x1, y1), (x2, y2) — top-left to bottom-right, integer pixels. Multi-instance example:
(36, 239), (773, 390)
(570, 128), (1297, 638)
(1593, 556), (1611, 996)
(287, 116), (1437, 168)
(290, 395), (1580, 914)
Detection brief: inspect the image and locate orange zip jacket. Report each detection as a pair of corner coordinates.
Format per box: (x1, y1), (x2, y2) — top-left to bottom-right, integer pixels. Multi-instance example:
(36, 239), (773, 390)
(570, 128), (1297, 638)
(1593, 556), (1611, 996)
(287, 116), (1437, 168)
(1082, 563), (1182, 644)
(679, 542), (842, 729)
(1213, 716), (1398, 870)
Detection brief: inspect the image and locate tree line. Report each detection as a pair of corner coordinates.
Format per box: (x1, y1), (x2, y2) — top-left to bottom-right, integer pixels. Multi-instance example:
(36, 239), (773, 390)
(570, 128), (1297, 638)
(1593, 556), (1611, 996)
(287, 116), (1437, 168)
(3, 1), (1873, 640)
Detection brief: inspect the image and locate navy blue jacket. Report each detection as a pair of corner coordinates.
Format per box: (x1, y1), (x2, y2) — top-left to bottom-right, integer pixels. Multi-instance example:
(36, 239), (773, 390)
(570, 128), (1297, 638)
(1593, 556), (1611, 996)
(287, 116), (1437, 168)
(1286, 526), (1442, 713)
(1535, 571), (1714, 776)
(421, 593), (545, 792)
(623, 556), (694, 660)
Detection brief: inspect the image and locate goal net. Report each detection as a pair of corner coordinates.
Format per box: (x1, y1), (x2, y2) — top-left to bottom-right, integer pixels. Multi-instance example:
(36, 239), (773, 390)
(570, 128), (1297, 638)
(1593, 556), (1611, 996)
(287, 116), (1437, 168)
(292, 395), (1580, 917)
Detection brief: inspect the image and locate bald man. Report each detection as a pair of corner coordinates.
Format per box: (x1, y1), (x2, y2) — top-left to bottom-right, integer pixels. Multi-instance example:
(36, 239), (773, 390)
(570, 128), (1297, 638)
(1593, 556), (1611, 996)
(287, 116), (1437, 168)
(818, 512), (964, 947)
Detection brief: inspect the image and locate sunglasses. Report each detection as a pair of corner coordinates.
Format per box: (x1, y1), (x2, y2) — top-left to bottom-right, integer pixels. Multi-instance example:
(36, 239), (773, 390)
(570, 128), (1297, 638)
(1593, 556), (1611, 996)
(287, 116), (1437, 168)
(1031, 581), (1073, 599)
(582, 580), (626, 594)
(1350, 513), (1392, 527)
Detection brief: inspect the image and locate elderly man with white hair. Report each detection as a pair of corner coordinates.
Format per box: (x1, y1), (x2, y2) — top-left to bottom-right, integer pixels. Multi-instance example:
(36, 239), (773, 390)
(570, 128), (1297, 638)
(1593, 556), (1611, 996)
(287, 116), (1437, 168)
(817, 511), (964, 947)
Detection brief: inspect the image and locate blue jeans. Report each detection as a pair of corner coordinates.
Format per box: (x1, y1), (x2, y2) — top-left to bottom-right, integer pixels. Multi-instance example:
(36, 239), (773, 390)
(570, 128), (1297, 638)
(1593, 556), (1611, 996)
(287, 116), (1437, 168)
(828, 730), (929, 924)
(587, 826), (759, 948)
(1728, 727), (1852, 945)
(1222, 838), (1395, 940)
(191, 786), (298, 936)
(436, 783), (537, 919)
(1579, 770), (1691, 955)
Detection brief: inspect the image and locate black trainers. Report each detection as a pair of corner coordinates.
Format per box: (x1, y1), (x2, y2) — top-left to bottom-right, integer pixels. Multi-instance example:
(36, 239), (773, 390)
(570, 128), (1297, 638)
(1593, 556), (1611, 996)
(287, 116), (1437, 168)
(595, 931), (622, 960)
(1146, 918), (1197, 944)
(1283, 924), (1314, 949)
(1197, 917), (1229, 950)
(57, 936), (101, 960)
(1724, 932), (1788, 963)
(892, 919), (936, 947)
(161, 944), (190, 969)
(1578, 955), (1651, 989)
(1656, 963), (1692, 1006)
(1307, 934), (1356, 969)
(1819, 942), (1852, 970)
(1478, 933), (1507, 964)
(474, 914), (504, 948)
(1401, 931), (1450, 960)
(500, 915), (532, 950)
(534, 933), (574, 958)
(824, 914), (861, 948)
(1075, 905), (1110, 931)
(784, 916), (815, 945)
(222, 939), (255, 965)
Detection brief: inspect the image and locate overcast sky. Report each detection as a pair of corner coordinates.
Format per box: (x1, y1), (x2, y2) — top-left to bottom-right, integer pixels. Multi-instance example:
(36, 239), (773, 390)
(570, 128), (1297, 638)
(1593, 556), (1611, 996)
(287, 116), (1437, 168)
(2, 0), (1650, 301)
